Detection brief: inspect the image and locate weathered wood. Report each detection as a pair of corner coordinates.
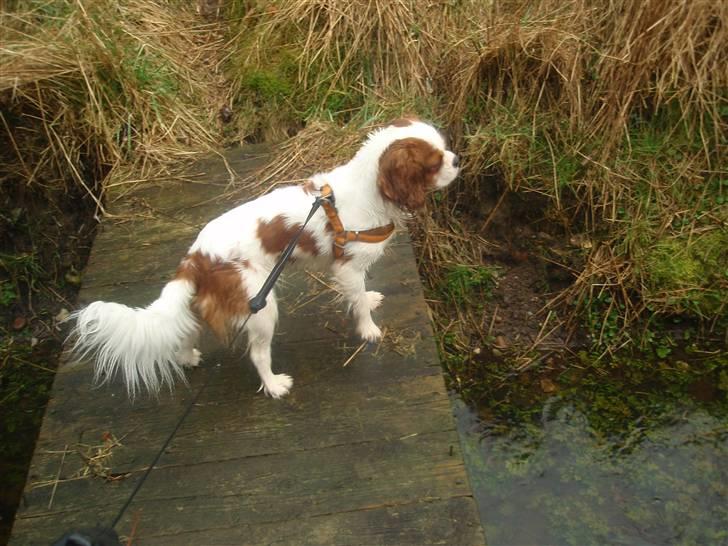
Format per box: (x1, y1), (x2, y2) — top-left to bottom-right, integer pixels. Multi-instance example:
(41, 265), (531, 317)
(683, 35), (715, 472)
(9, 147), (484, 545)
(22, 431), (469, 534)
(146, 497), (483, 546)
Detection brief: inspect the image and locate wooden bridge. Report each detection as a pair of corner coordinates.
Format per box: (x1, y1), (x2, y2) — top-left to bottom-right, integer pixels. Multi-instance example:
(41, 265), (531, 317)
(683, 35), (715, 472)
(9, 148), (485, 545)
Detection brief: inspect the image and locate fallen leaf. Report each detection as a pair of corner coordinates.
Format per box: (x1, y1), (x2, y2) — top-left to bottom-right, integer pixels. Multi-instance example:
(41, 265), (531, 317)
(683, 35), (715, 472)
(12, 316), (27, 330)
(540, 377), (558, 393)
(493, 335), (509, 349)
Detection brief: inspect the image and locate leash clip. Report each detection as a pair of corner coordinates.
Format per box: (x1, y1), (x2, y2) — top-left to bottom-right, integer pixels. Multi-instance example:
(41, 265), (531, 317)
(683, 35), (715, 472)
(316, 185), (335, 207)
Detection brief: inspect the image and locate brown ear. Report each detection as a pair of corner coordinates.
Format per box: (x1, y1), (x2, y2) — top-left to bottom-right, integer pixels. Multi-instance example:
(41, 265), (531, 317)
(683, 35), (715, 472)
(377, 138), (443, 211)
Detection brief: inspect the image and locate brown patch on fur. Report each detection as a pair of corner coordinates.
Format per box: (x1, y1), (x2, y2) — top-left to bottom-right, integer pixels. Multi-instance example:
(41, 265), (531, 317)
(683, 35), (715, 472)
(389, 116), (418, 127)
(301, 180), (316, 195)
(176, 251), (250, 342)
(377, 138), (443, 211)
(257, 215), (319, 256)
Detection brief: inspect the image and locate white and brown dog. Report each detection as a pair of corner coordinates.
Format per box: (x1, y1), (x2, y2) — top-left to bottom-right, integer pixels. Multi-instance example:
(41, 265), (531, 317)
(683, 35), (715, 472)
(71, 119), (460, 398)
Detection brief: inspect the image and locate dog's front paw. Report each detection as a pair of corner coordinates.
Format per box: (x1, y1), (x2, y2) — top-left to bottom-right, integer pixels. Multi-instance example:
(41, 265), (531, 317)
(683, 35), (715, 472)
(177, 348), (202, 368)
(358, 321), (382, 343)
(260, 374), (293, 399)
(365, 290), (384, 311)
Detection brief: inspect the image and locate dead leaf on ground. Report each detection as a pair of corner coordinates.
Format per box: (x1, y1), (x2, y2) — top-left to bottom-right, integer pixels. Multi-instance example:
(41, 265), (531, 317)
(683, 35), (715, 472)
(540, 377), (558, 393)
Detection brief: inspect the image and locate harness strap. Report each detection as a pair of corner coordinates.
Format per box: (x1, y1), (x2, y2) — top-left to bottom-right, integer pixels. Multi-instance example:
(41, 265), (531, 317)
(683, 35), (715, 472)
(319, 184), (395, 258)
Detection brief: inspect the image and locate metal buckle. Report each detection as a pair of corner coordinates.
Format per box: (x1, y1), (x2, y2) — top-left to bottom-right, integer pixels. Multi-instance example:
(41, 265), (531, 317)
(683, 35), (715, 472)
(317, 185), (335, 207)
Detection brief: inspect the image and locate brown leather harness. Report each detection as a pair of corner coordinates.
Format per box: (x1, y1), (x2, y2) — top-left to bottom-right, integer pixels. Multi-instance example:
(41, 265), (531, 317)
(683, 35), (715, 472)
(318, 184), (395, 259)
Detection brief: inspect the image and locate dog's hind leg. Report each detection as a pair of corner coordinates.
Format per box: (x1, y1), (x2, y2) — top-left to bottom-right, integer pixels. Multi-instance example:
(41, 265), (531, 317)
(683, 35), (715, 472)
(175, 325), (202, 368)
(243, 293), (292, 398)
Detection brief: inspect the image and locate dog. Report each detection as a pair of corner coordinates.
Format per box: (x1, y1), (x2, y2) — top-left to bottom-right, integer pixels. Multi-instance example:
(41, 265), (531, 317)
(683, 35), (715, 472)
(71, 119), (460, 398)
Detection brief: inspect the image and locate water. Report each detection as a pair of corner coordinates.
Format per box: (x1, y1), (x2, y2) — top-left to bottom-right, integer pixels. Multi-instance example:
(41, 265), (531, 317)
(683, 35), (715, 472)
(455, 397), (728, 545)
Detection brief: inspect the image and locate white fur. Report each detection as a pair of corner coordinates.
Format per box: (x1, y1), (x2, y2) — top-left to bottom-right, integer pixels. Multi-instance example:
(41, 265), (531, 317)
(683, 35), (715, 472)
(71, 280), (198, 397)
(71, 121), (459, 399)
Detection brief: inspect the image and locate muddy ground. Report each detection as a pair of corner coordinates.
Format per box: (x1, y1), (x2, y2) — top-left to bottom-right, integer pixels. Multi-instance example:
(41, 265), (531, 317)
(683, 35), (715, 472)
(0, 184), (97, 542)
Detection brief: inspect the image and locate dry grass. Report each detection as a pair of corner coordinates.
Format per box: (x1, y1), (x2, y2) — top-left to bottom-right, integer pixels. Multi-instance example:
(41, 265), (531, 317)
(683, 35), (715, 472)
(1, 0), (227, 210)
(226, 0), (456, 140)
(31, 432), (127, 492)
(246, 0), (437, 96)
(233, 121), (367, 195)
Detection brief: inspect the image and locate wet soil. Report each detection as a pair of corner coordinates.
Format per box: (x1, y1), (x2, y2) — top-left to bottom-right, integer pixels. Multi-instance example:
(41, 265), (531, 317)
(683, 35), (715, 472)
(438, 184), (588, 353)
(0, 183), (97, 543)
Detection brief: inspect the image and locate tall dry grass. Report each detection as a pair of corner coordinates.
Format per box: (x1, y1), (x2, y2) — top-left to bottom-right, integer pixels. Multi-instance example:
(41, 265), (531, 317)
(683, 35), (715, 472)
(1, 0), (226, 214)
(444, 0), (727, 343)
(226, 0), (456, 139)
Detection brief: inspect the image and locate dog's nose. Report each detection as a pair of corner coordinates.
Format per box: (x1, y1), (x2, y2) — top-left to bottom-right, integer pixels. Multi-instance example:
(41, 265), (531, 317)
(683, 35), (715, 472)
(452, 155), (460, 168)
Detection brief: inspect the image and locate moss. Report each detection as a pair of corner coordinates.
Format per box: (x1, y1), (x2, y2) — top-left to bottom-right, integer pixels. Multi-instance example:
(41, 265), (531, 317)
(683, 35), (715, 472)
(643, 230), (727, 315)
(453, 342), (727, 441)
(240, 68), (294, 103)
(441, 264), (499, 305)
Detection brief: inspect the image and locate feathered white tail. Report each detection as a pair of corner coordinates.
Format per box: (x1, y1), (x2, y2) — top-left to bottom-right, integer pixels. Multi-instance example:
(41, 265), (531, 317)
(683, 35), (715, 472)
(71, 279), (198, 397)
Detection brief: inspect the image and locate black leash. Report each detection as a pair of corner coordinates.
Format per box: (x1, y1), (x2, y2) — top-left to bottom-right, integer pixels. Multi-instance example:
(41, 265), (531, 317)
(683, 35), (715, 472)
(54, 190), (332, 544)
(109, 364), (216, 529)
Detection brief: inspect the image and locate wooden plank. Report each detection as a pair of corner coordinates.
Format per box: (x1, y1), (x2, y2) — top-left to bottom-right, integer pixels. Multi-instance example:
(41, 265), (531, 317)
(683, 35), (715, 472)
(146, 496), (483, 546)
(19, 494), (482, 546)
(89, 147), (269, 257)
(19, 433), (473, 543)
(19, 431), (469, 537)
(23, 371), (454, 492)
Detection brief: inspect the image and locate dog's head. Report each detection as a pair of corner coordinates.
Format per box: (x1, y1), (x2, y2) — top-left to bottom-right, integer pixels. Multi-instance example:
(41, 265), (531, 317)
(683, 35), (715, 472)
(376, 119), (460, 211)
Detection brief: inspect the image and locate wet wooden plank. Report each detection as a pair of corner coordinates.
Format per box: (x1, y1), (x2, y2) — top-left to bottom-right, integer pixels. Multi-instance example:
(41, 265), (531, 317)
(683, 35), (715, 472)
(9, 147), (485, 545)
(20, 430), (468, 530)
(89, 146), (270, 256)
(20, 495), (482, 546)
(23, 371), (454, 489)
(146, 497), (483, 546)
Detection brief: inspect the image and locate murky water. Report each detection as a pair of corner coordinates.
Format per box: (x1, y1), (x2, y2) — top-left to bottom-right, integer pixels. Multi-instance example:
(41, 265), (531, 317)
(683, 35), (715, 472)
(455, 397), (727, 546)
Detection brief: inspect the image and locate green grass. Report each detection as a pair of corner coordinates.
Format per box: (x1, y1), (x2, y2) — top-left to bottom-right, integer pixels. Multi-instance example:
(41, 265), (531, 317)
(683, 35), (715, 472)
(0, 281), (17, 307)
(643, 230), (727, 316)
(442, 264), (500, 305)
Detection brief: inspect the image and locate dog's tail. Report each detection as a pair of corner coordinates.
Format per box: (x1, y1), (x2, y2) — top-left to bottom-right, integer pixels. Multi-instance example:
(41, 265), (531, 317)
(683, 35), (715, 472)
(70, 278), (199, 397)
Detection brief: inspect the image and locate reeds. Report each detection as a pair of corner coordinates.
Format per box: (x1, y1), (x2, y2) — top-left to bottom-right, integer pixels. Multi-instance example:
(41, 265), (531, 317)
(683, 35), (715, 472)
(1, 0), (226, 210)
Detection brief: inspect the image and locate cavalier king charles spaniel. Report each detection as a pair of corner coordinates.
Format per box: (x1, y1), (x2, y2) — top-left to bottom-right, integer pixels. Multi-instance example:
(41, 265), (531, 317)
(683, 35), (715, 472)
(72, 119), (460, 398)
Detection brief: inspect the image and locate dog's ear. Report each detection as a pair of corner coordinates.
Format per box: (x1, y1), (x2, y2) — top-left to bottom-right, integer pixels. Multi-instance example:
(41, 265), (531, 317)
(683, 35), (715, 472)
(377, 138), (443, 211)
